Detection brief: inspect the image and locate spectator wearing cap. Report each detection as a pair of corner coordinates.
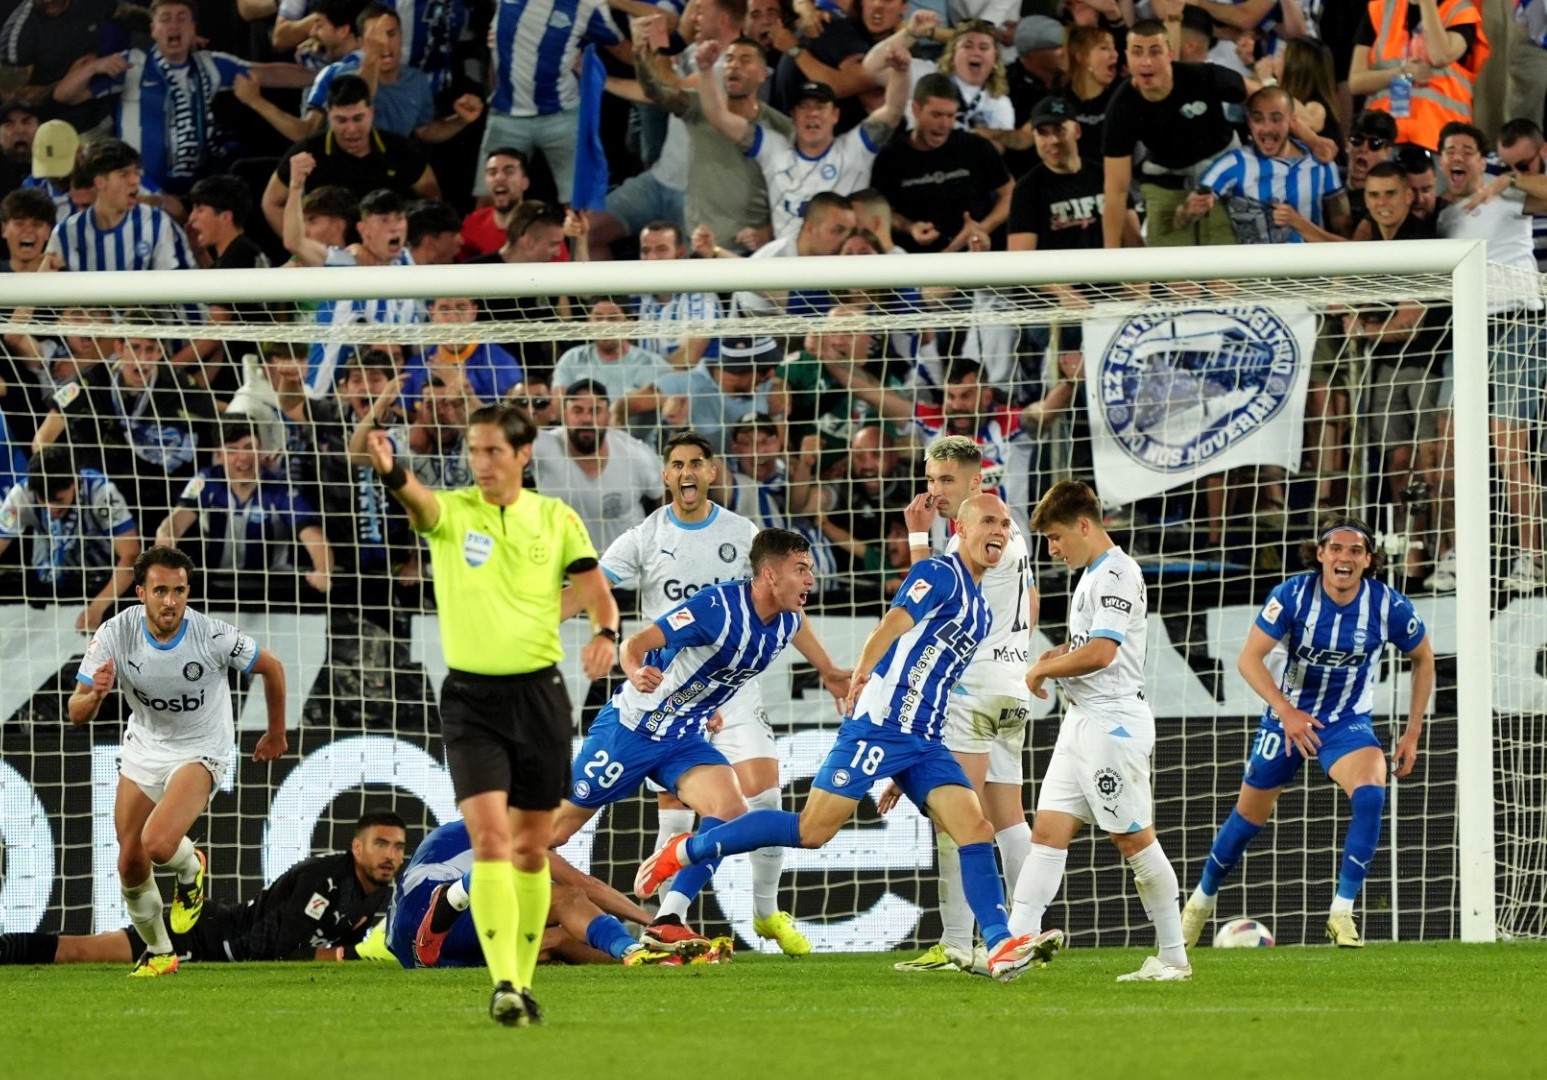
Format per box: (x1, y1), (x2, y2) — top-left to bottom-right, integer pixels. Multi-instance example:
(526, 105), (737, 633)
(694, 34), (909, 240)
(871, 72), (1014, 253)
(768, 0), (905, 132)
(0, 444), (140, 633)
(1348, 0), (1488, 152)
(52, 0), (313, 199)
(1008, 15), (1066, 123)
(1344, 109), (1398, 226)
(1194, 85), (1350, 244)
(1, 98), (38, 192)
(553, 298), (672, 437)
(726, 191), (858, 317)
(44, 139), (198, 273)
(635, 221), (723, 369)
(157, 418), (334, 599)
(405, 201), (464, 265)
(1, 188), (55, 273)
(1102, 17), (1248, 247)
(18, 118), (80, 221)
(400, 297), (524, 411)
(529, 379), (662, 551)
(651, 335), (781, 452)
(0, 0), (142, 134)
(1009, 95), (1132, 253)
(260, 75), (439, 238)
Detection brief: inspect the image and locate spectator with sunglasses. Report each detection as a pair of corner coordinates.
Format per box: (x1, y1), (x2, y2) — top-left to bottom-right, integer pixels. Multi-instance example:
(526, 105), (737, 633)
(1343, 110), (1398, 229)
(1496, 118), (1547, 272)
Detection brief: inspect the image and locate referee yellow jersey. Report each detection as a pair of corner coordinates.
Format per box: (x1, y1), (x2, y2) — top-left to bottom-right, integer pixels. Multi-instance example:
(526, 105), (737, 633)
(418, 487), (599, 675)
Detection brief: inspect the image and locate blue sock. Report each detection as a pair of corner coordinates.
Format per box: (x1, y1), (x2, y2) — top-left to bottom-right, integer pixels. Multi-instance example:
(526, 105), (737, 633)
(685, 810), (802, 865)
(958, 841), (1011, 949)
(662, 817), (724, 905)
(585, 914), (638, 960)
(458, 869), (472, 896)
(1337, 785), (1386, 901)
(1199, 810), (1265, 897)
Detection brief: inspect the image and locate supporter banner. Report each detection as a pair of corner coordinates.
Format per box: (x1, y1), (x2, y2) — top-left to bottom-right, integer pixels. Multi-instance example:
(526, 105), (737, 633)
(1082, 304), (1315, 506)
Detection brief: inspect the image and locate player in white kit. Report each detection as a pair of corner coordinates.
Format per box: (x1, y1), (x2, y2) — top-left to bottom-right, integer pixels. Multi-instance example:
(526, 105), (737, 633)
(1000, 481), (1192, 982)
(892, 436), (1039, 974)
(578, 432), (837, 955)
(69, 546), (289, 976)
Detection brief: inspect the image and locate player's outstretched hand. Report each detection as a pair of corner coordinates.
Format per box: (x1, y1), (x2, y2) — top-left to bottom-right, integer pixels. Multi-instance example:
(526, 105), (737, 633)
(1279, 705), (1323, 757)
(629, 665), (664, 693)
(903, 493), (935, 534)
(581, 633), (616, 680)
(364, 429), (395, 474)
(876, 782), (903, 815)
(1392, 731), (1420, 778)
(821, 668), (852, 713)
(91, 656), (115, 696)
(254, 730), (288, 762)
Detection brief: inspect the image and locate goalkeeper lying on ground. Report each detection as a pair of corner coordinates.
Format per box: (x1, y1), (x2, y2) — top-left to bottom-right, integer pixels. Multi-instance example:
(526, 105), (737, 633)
(354, 819), (731, 968)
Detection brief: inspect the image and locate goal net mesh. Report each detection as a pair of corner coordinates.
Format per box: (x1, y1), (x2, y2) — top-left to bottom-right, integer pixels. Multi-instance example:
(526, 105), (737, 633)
(0, 255), (1540, 949)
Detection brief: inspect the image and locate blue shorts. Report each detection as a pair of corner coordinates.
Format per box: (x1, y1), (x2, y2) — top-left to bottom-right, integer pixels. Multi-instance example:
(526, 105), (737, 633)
(812, 717), (972, 812)
(567, 704), (729, 809)
(1242, 714), (1382, 790)
(387, 878), (483, 968)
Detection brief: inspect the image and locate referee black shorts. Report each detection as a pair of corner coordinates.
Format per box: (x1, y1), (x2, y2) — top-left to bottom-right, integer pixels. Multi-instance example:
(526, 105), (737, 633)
(439, 666), (573, 810)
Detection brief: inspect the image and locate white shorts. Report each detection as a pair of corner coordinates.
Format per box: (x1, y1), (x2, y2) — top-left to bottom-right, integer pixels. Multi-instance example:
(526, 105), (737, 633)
(1035, 703), (1154, 835)
(942, 687), (1030, 785)
(118, 731), (229, 806)
(644, 686), (776, 793)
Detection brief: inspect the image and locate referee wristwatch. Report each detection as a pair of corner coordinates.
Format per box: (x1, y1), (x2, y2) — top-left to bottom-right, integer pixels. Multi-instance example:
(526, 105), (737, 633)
(593, 627), (620, 643)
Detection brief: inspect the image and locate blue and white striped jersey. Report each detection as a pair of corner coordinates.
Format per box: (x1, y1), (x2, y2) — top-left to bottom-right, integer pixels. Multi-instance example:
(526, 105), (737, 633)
(94, 47), (249, 189)
(636, 290), (721, 361)
(46, 202), (197, 272)
(488, 0), (622, 118)
(304, 246), (421, 398)
(0, 468), (135, 583)
(1254, 571), (1426, 726)
(853, 551), (989, 739)
(612, 579), (801, 740)
(1200, 142), (1343, 244)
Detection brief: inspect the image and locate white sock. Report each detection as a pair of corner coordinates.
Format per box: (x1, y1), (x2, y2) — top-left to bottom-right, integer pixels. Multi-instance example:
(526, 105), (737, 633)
(1008, 843), (1066, 937)
(1187, 885), (1217, 911)
(655, 807), (696, 900)
(746, 787), (784, 922)
(1126, 840), (1188, 968)
(159, 836), (201, 885)
(994, 822), (1032, 910)
(447, 878), (470, 911)
(935, 833), (972, 953)
(1330, 895), (1354, 916)
(123, 878), (171, 954)
(657, 890), (692, 922)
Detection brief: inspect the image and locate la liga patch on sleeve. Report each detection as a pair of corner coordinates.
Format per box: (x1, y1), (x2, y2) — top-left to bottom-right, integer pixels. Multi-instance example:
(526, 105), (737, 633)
(667, 608), (695, 630)
(906, 578), (932, 604)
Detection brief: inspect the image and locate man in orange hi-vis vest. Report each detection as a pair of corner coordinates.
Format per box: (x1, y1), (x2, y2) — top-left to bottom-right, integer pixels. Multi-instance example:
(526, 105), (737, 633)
(1348, 0), (1490, 151)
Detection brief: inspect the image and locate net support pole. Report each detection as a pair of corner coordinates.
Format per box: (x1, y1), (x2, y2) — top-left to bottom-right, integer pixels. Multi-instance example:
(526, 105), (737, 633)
(1450, 241), (1497, 943)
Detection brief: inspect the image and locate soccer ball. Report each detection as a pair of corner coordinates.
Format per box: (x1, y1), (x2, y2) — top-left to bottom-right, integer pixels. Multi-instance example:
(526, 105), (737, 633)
(1212, 918), (1275, 948)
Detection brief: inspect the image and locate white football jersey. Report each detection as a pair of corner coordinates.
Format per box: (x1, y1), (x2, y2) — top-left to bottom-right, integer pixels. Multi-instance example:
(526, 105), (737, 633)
(601, 503), (760, 619)
(946, 520), (1034, 696)
(748, 123), (882, 239)
(78, 606), (258, 756)
(1060, 546), (1148, 708)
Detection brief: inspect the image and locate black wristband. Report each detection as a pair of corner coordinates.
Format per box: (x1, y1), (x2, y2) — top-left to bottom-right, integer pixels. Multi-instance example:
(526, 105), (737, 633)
(377, 463), (408, 490)
(594, 627), (620, 643)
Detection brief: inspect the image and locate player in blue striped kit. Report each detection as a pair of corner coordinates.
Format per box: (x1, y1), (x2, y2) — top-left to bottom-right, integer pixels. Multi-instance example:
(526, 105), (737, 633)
(1182, 518), (1435, 948)
(633, 495), (1043, 982)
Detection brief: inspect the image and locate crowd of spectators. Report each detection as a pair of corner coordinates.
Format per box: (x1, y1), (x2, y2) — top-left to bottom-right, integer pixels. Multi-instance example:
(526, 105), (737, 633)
(2, 0), (1546, 632)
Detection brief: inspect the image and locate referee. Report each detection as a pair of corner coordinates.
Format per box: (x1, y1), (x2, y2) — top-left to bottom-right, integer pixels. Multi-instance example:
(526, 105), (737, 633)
(368, 403), (619, 1027)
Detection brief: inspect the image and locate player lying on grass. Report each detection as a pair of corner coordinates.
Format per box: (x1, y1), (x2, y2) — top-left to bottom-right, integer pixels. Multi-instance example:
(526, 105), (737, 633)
(548, 527), (849, 952)
(635, 496), (1046, 982)
(69, 545), (289, 977)
(0, 812), (406, 966)
(363, 819), (729, 968)
(1182, 517), (1434, 948)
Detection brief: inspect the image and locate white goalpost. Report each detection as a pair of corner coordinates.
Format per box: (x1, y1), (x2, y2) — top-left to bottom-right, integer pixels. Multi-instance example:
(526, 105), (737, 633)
(0, 239), (1523, 948)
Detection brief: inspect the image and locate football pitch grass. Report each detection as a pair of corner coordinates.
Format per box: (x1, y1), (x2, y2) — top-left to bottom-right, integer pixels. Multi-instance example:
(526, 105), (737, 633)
(3, 942), (1543, 1079)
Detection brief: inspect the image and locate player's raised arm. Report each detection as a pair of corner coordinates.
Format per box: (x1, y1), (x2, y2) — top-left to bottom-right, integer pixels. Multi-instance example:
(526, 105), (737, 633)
(1394, 634), (1435, 778)
(366, 429), (439, 532)
(249, 648), (289, 762)
(789, 618), (850, 712)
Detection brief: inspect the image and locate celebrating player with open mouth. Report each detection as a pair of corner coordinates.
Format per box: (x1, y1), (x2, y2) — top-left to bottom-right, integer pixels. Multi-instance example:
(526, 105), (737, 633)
(69, 545), (288, 976)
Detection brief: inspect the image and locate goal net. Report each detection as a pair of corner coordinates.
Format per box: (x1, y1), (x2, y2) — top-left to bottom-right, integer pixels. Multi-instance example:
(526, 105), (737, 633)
(0, 242), (1531, 949)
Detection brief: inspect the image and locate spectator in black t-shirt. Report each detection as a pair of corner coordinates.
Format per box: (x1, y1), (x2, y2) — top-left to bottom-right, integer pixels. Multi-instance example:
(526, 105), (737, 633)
(871, 73), (1013, 253)
(259, 75), (439, 236)
(1007, 16), (1065, 128)
(1343, 109), (1398, 227)
(1102, 18), (1246, 247)
(187, 175), (271, 390)
(1009, 96), (1135, 254)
